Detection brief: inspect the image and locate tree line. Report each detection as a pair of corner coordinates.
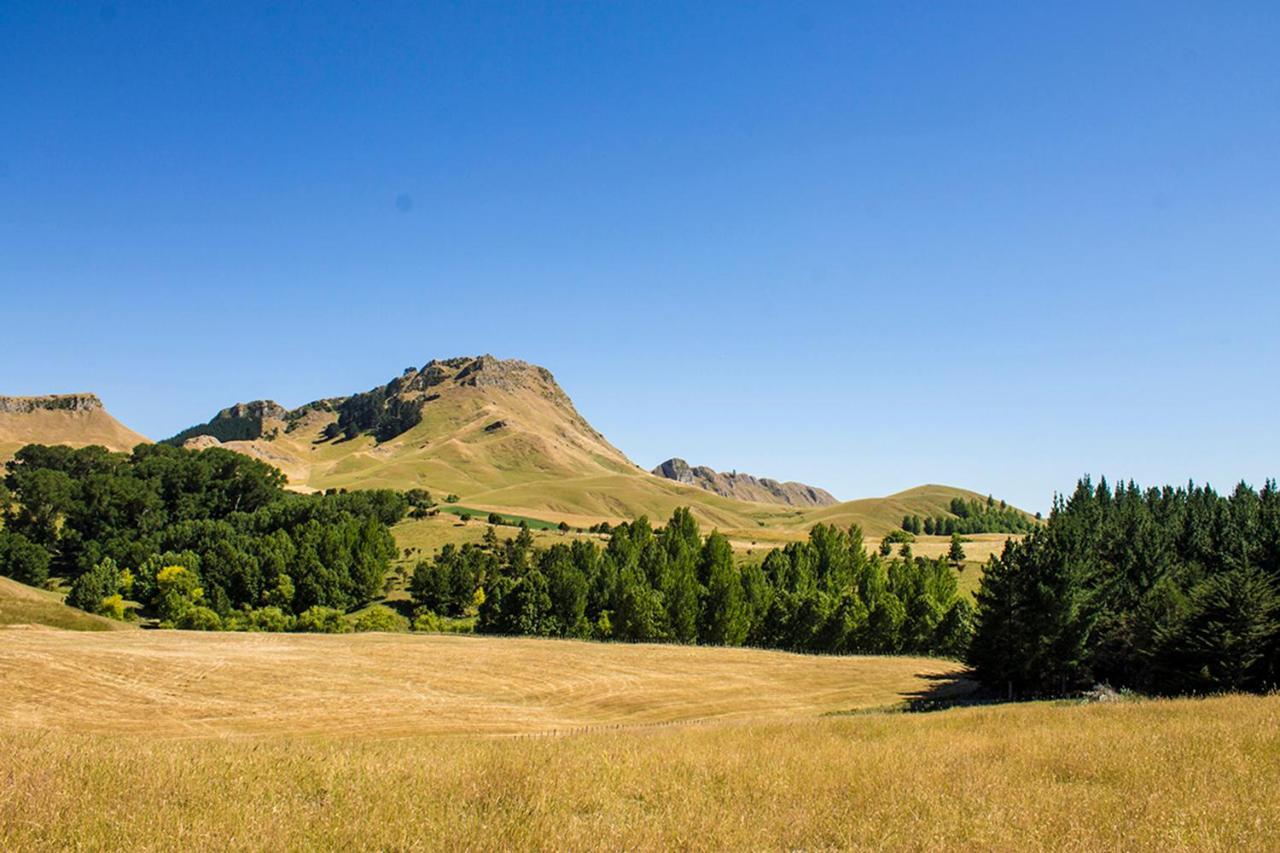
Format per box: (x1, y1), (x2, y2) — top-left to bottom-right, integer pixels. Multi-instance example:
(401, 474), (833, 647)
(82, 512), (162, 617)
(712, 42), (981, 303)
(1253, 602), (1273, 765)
(410, 508), (972, 657)
(0, 444), (403, 629)
(901, 495), (1035, 537)
(969, 477), (1280, 696)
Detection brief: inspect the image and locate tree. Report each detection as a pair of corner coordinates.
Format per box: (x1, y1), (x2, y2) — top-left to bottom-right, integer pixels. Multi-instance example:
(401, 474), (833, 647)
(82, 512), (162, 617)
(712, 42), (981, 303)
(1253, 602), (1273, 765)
(153, 564), (204, 623)
(0, 529), (51, 586)
(1154, 568), (1278, 694)
(67, 557), (123, 614)
(699, 532), (748, 646)
(488, 512), (505, 526)
(948, 533), (966, 566)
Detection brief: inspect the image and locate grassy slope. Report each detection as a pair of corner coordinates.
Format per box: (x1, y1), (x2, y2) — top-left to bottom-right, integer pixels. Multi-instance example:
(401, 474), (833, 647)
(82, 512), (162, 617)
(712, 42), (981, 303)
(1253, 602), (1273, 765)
(0, 628), (1274, 849)
(0, 576), (132, 632)
(193, 369), (1009, 536)
(0, 408), (150, 461)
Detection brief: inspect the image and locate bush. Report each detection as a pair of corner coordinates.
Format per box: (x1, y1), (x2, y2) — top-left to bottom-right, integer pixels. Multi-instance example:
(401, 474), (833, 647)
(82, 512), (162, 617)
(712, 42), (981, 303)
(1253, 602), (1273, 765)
(488, 512), (505, 525)
(175, 606), (223, 631)
(444, 494), (460, 503)
(353, 605), (409, 633)
(243, 606), (296, 632)
(294, 606), (352, 633)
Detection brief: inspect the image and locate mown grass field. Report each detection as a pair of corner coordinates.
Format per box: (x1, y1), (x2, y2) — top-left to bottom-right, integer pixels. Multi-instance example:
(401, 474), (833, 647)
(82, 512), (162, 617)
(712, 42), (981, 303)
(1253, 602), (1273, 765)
(0, 629), (967, 737)
(0, 629), (1274, 852)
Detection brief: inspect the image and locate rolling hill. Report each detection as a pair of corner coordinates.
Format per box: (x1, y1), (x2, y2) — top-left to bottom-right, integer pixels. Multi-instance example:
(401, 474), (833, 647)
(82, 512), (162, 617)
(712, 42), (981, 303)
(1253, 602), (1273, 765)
(0, 394), (149, 460)
(0, 575), (133, 632)
(3, 358), (1025, 538)
(166, 355), (1009, 534)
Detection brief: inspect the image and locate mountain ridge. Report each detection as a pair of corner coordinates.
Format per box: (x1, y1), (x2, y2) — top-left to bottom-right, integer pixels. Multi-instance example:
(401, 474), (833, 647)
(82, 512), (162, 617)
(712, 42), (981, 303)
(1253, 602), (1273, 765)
(4, 359), (1019, 535)
(652, 457), (838, 507)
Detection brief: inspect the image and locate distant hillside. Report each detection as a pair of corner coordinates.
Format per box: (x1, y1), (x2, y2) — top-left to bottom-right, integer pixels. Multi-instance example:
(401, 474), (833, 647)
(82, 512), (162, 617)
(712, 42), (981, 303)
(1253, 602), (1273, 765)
(163, 355), (1019, 535)
(0, 394), (150, 460)
(652, 458), (838, 507)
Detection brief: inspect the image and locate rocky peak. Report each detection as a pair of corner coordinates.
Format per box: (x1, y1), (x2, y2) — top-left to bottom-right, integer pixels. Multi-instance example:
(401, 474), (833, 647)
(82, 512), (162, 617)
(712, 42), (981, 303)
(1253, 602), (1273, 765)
(651, 458), (839, 508)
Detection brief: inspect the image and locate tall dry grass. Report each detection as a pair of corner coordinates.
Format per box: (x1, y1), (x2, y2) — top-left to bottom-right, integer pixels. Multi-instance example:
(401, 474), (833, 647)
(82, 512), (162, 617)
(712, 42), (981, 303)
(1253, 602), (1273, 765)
(1, 695), (1276, 851)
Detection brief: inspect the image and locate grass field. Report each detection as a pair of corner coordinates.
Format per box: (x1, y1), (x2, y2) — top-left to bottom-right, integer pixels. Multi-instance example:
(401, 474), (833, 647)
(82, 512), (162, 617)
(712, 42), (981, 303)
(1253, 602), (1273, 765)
(0, 629), (967, 737)
(0, 627), (1274, 851)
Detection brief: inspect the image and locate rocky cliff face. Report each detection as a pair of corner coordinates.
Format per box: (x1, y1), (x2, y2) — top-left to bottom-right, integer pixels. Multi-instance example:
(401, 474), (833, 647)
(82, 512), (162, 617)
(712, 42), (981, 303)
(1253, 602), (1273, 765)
(0, 394), (104, 414)
(651, 458), (838, 507)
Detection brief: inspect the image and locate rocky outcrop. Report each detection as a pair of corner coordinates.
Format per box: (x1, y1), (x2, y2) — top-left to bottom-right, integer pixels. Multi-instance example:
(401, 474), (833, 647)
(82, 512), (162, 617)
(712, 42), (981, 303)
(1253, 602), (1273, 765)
(0, 394), (104, 414)
(165, 399), (287, 445)
(651, 458), (838, 507)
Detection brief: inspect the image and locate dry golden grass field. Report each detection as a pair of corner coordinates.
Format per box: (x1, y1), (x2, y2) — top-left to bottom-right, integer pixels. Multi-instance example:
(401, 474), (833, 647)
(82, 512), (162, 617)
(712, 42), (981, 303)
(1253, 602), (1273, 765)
(0, 628), (967, 737)
(2, 627), (1279, 851)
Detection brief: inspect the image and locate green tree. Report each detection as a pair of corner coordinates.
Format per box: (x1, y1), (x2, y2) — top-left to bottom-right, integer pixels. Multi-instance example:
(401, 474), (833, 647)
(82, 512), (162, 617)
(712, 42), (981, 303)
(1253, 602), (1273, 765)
(0, 529), (51, 586)
(699, 532), (748, 646)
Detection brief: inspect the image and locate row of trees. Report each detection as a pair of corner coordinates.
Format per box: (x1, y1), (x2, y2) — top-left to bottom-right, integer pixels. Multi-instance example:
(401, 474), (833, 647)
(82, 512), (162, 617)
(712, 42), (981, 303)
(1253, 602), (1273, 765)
(969, 477), (1280, 696)
(901, 496), (1034, 537)
(0, 444), (404, 621)
(410, 509), (973, 656)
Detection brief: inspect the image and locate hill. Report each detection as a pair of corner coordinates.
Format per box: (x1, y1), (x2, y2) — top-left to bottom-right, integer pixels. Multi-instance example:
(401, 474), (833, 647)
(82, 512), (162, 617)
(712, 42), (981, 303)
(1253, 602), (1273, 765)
(167, 355), (1011, 534)
(0, 394), (150, 460)
(651, 457), (838, 507)
(0, 575), (133, 632)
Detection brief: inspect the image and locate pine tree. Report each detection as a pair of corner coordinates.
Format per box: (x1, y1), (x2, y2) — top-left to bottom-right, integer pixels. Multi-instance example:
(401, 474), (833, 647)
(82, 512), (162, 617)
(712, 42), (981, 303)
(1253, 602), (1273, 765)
(699, 532), (748, 645)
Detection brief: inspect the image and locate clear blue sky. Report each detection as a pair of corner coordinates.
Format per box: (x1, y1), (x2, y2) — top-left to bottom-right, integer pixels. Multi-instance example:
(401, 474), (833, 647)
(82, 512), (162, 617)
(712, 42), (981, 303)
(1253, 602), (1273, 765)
(2, 2), (1277, 512)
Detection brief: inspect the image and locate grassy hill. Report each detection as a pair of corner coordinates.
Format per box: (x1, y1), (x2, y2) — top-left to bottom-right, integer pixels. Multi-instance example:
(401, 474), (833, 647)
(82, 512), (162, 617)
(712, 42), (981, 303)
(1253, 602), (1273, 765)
(0, 394), (149, 461)
(0, 628), (1274, 849)
(0, 576), (133, 632)
(167, 355), (1020, 536)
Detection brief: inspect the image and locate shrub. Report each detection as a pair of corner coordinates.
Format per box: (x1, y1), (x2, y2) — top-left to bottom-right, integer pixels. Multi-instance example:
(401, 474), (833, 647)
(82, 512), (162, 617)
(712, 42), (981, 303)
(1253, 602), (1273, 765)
(294, 606), (352, 633)
(353, 605), (409, 633)
(244, 606), (296, 632)
(175, 606), (223, 631)
(444, 494), (460, 503)
(488, 512), (505, 525)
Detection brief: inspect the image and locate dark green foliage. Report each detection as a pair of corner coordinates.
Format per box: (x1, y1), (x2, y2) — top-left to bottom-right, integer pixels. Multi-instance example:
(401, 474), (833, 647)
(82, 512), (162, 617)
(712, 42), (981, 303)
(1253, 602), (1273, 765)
(969, 477), (1280, 696)
(942, 497), (1034, 534)
(465, 510), (968, 657)
(331, 383), (423, 442)
(3, 444), (401, 621)
(0, 528), (51, 586)
(66, 557), (123, 613)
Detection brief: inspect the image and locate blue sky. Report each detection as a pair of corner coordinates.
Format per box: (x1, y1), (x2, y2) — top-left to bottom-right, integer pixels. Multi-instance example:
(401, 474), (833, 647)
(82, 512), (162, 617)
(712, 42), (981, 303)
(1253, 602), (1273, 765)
(2, 1), (1277, 512)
